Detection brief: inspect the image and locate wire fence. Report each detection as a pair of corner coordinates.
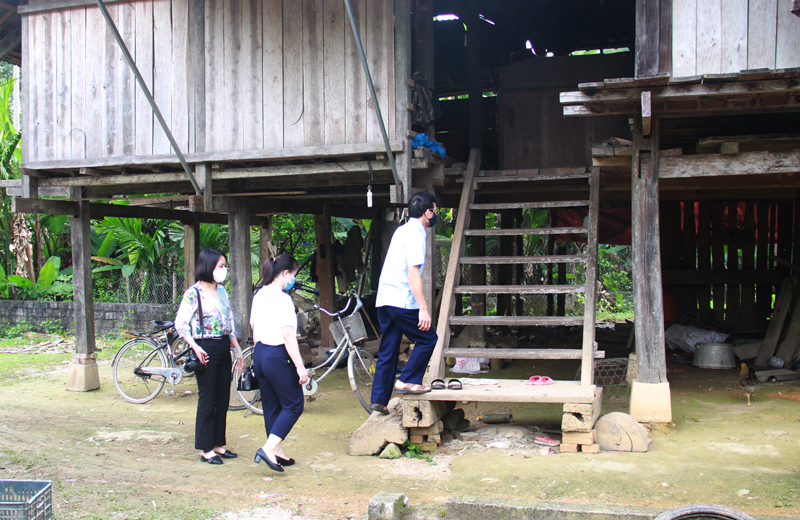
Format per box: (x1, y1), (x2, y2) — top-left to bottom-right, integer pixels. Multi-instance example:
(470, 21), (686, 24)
(114, 271), (185, 305)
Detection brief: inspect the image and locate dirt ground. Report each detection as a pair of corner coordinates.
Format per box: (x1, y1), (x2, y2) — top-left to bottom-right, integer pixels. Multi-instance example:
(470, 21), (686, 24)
(2, 327), (800, 520)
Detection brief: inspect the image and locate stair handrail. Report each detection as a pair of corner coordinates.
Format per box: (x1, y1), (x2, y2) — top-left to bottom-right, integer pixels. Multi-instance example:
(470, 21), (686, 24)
(428, 148), (481, 380)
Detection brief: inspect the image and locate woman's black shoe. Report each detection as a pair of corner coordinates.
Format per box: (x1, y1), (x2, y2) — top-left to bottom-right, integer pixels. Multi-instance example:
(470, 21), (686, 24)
(276, 456), (295, 466)
(216, 450), (238, 459)
(200, 454), (223, 465)
(254, 448), (284, 472)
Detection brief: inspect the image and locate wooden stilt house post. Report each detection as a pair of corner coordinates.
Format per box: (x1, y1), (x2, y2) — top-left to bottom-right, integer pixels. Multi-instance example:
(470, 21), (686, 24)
(315, 205), (336, 349)
(228, 202), (252, 342)
(184, 214), (200, 291)
(66, 186), (100, 392)
(629, 114), (671, 422)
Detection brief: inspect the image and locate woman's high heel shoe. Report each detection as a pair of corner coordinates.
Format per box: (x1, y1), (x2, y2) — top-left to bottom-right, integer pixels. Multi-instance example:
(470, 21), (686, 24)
(276, 456), (295, 466)
(254, 448), (284, 472)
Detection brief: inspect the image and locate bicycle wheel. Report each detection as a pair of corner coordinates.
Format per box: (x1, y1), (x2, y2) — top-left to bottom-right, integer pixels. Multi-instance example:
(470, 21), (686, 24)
(113, 338), (168, 404)
(654, 505), (757, 520)
(348, 347), (376, 414)
(233, 346), (263, 415)
(169, 337), (194, 376)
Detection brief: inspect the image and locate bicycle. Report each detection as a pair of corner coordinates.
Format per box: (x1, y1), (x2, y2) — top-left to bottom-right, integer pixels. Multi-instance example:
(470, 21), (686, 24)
(112, 321), (246, 410)
(233, 290), (377, 416)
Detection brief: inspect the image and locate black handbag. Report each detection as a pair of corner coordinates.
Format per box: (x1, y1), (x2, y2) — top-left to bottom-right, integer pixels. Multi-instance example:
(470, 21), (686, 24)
(237, 366), (259, 391)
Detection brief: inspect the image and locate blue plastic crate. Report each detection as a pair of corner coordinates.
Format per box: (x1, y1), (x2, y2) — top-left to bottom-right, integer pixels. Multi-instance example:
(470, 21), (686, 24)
(0, 480), (52, 520)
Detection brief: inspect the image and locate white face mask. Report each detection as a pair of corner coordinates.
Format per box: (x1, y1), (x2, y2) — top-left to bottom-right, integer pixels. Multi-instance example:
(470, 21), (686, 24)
(213, 267), (228, 284)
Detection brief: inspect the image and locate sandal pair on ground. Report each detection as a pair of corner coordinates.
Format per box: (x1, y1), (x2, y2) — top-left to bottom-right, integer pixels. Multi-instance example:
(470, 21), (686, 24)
(368, 378), (464, 415)
(430, 378), (462, 390)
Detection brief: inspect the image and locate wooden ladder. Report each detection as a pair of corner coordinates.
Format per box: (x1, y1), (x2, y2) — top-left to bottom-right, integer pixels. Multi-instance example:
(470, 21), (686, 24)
(428, 149), (602, 386)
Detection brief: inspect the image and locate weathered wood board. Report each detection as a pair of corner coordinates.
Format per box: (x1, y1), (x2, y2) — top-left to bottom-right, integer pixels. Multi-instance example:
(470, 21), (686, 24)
(755, 276), (797, 367)
(23, 0), (399, 163)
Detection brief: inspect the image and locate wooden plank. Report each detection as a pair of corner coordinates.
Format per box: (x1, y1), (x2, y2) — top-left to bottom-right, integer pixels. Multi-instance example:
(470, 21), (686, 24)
(221, 0), (239, 151)
(469, 201), (590, 211)
(454, 285), (586, 295)
(429, 149), (479, 381)
(85, 7), (105, 159)
(171, 0), (190, 155)
(262, 0), (284, 149)
(710, 202), (726, 321)
(741, 202), (756, 318)
(775, 296), (800, 363)
(365, 0), (389, 143)
(344, 0), (366, 144)
(460, 255), (587, 265)
(448, 316), (585, 327)
(696, 201), (712, 317)
(641, 91), (652, 135)
(776, 0), (800, 68)
(635, 0), (662, 75)
(239, 0), (263, 151)
(463, 227), (586, 237)
(748, 0), (778, 70)
(134, 0), (153, 156)
(188, 0), (205, 153)
(41, 12), (55, 161)
(721, 0), (748, 73)
(682, 201), (698, 315)
(756, 276), (796, 366)
(581, 167), (600, 386)
(101, 2), (118, 156)
(283, 0), (304, 147)
(23, 140), (405, 171)
(696, 0), (722, 75)
(119, 2), (136, 156)
(20, 12), (29, 164)
(411, 380), (598, 404)
(323, 0), (345, 146)
(205, 0), (224, 152)
(19, 0), (136, 13)
(726, 202), (741, 321)
(53, 9), (70, 161)
(756, 201), (770, 319)
(303, 0), (325, 147)
(442, 348), (604, 360)
(152, 0), (172, 154)
(393, 0), (408, 145)
(660, 151), (800, 178)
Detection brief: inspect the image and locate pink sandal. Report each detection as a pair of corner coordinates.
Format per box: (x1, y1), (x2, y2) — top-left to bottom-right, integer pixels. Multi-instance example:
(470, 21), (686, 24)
(526, 375), (555, 385)
(534, 434), (560, 447)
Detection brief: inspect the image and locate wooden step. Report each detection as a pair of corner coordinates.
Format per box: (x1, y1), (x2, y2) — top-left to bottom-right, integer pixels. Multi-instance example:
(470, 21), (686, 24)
(469, 200), (589, 211)
(407, 380), (599, 404)
(464, 227), (586, 236)
(443, 348), (605, 360)
(448, 316), (585, 326)
(454, 284), (585, 295)
(460, 255), (588, 265)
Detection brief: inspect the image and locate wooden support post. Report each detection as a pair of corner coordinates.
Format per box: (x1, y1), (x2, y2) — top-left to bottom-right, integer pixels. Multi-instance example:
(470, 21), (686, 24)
(196, 162), (212, 212)
(641, 91), (652, 136)
(414, 0), (435, 137)
(371, 210), (384, 292)
(259, 216), (276, 273)
(466, 0), (483, 150)
(21, 175), (38, 199)
(228, 202), (252, 341)
(416, 169), (437, 322)
(315, 205), (336, 349)
(395, 0), (412, 203)
(630, 114), (671, 422)
(184, 215), (200, 291)
(67, 187), (99, 392)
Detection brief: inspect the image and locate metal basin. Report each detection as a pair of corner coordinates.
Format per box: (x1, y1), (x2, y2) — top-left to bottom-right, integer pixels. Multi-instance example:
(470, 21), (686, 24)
(692, 342), (736, 369)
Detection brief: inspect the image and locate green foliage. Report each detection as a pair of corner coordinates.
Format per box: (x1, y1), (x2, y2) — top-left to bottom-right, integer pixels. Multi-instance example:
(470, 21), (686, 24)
(400, 439), (434, 463)
(5, 257), (72, 300)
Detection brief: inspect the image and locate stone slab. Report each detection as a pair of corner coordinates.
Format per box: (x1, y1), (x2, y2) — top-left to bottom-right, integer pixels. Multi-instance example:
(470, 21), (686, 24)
(446, 497), (662, 520)
(368, 492), (409, 520)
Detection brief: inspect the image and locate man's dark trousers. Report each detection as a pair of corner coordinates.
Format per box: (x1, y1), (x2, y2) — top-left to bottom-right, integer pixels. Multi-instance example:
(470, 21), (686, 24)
(370, 305), (438, 407)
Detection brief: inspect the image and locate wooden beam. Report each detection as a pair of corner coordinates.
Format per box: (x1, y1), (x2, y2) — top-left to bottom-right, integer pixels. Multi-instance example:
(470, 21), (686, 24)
(641, 91), (652, 136)
(18, 0), (138, 14)
(228, 204), (253, 342)
(196, 162), (212, 212)
(395, 0), (412, 203)
(659, 150), (800, 178)
(11, 197), (228, 224)
(22, 140), (406, 173)
(184, 215), (200, 290)
(0, 26), (20, 61)
(71, 195), (95, 357)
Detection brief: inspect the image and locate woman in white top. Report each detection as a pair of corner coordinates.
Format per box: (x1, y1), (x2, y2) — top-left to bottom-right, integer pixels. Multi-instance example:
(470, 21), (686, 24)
(174, 248), (244, 465)
(250, 253), (309, 473)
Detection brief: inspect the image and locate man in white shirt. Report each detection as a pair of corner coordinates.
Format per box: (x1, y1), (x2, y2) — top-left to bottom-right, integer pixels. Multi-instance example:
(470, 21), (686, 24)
(369, 192), (439, 415)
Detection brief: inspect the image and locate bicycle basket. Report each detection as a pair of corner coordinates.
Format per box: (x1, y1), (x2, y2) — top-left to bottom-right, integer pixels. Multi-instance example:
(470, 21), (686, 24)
(329, 313), (368, 345)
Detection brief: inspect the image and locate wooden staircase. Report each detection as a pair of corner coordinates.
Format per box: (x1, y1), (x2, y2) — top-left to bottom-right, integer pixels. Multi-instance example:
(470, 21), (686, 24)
(425, 149), (602, 400)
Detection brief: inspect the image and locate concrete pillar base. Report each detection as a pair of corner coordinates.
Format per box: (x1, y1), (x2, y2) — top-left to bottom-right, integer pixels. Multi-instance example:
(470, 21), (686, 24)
(66, 353), (100, 392)
(629, 381), (671, 422)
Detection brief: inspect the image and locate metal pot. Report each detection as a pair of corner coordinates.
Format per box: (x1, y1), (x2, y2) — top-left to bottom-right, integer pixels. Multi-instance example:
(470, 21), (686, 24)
(692, 342), (736, 369)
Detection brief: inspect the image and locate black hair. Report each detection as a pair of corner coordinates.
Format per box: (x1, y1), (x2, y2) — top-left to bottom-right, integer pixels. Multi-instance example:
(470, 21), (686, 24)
(195, 248), (226, 283)
(408, 191), (436, 218)
(259, 253), (299, 287)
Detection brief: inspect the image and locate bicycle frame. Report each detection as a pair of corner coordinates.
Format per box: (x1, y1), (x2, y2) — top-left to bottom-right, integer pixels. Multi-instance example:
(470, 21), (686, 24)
(124, 328), (194, 394)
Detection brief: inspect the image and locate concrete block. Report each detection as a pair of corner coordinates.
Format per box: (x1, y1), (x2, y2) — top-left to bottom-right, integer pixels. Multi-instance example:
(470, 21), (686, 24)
(409, 421), (443, 436)
(66, 357), (100, 392)
(562, 387), (602, 431)
(560, 443), (579, 453)
(402, 399), (455, 428)
(581, 443), (601, 453)
(419, 442), (437, 452)
(368, 492), (408, 520)
(629, 382), (672, 423)
(428, 433), (441, 444)
(409, 434), (424, 444)
(446, 496), (661, 520)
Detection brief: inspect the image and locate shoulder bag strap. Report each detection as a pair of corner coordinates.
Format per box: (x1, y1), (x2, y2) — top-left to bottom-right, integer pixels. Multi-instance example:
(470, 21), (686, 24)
(194, 287), (204, 340)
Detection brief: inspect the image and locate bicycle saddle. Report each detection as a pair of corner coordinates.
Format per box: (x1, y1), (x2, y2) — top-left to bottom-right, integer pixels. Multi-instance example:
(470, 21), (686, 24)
(152, 320), (174, 331)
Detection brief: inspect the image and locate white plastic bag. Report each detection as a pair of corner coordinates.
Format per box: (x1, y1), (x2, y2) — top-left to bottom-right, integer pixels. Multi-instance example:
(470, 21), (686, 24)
(451, 357), (481, 374)
(665, 324), (728, 353)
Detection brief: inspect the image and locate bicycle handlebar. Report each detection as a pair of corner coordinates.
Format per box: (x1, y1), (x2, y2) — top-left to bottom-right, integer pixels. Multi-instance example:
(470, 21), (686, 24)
(315, 291), (363, 317)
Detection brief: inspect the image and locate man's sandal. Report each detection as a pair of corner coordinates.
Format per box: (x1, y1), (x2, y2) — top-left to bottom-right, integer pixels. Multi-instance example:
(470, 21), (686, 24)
(447, 379), (463, 390)
(393, 382), (431, 394)
(430, 379), (446, 390)
(369, 403), (390, 415)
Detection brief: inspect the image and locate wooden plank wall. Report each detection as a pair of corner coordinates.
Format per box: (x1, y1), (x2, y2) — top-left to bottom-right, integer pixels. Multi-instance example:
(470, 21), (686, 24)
(662, 200), (793, 329)
(672, 0), (800, 77)
(23, 0), (397, 163)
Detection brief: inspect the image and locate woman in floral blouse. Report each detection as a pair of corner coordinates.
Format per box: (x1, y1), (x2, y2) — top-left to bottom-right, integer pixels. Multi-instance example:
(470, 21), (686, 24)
(174, 248), (244, 465)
